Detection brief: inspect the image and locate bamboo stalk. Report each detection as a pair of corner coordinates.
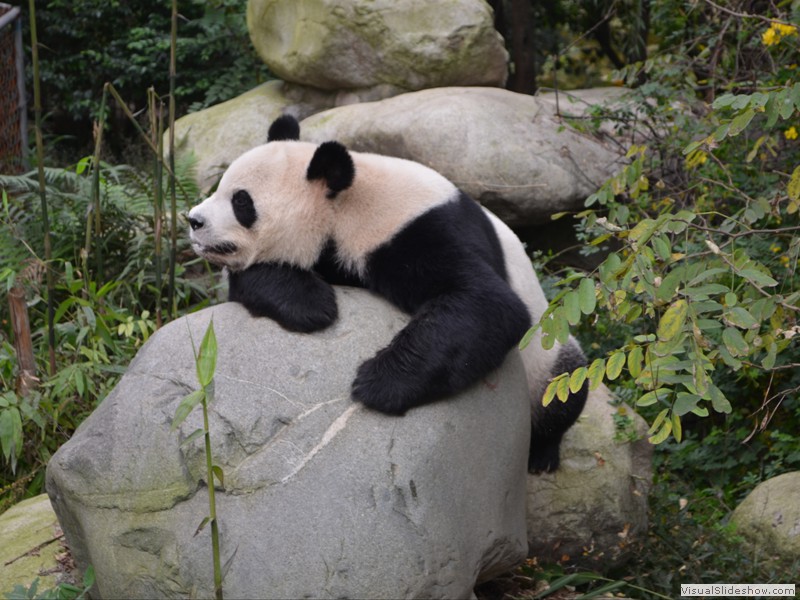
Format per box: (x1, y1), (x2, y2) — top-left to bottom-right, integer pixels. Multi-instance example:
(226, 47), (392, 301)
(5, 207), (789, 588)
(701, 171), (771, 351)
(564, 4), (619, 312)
(88, 85), (109, 278)
(27, 0), (56, 375)
(167, 0), (178, 320)
(149, 88), (164, 329)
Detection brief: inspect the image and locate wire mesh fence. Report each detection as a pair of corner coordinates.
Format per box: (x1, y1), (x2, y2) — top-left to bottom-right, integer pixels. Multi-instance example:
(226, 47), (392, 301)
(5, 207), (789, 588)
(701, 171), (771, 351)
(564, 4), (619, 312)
(0, 3), (27, 175)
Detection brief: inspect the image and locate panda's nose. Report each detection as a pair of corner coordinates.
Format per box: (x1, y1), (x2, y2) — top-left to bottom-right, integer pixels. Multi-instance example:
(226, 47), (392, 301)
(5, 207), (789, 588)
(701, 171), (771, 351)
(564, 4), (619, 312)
(188, 215), (205, 231)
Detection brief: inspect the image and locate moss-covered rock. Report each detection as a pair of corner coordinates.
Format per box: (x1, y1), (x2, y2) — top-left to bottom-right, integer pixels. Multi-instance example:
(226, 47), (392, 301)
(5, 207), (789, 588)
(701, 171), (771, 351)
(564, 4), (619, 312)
(526, 385), (652, 569)
(732, 471), (800, 561)
(247, 0), (508, 91)
(0, 495), (70, 595)
(301, 87), (625, 226)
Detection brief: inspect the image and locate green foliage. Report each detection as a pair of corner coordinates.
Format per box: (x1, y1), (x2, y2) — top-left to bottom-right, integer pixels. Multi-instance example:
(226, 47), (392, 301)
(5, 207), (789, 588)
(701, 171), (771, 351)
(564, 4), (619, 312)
(4, 565), (95, 600)
(0, 156), (211, 500)
(528, 14), (800, 449)
(173, 319), (224, 599)
(31, 0), (269, 125)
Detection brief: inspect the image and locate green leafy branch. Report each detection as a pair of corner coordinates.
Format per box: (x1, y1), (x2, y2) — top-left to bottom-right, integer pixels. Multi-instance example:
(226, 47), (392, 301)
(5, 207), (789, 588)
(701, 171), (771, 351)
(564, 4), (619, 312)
(171, 319), (224, 600)
(523, 95), (799, 444)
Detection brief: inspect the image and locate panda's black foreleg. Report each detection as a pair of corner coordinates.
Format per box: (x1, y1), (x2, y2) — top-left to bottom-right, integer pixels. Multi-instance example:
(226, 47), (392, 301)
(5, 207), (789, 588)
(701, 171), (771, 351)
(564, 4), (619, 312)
(528, 341), (589, 473)
(351, 287), (531, 415)
(227, 262), (338, 333)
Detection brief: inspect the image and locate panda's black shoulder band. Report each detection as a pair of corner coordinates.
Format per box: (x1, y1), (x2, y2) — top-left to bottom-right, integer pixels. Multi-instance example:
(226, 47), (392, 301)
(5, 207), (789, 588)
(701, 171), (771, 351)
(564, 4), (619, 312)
(307, 141), (355, 199)
(267, 114), (300, 142)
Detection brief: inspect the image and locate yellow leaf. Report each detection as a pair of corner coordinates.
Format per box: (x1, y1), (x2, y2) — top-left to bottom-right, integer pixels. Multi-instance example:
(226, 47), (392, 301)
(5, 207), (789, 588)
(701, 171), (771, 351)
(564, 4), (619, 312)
(657, 299), (688, 342)
(788, 165), (800, 202)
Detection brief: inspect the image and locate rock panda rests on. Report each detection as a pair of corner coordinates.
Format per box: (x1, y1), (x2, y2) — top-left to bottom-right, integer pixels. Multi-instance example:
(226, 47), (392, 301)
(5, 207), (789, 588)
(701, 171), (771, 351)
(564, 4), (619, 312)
(188, 115), (588, 473)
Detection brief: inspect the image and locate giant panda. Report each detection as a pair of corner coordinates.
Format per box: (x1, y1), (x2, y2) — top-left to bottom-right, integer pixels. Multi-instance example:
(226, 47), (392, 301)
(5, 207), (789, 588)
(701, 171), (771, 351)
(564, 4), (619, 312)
(187, 114), (588, 473)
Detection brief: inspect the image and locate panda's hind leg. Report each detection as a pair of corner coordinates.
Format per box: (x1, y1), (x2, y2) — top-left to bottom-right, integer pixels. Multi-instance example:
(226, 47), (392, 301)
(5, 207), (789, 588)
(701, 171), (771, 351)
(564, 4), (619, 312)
(528, 340), (588, 473)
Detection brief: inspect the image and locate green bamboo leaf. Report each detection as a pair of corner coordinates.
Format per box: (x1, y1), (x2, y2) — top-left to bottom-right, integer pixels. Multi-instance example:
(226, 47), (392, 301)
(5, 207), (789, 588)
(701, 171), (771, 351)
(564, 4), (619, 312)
(212, 465), (224, 487)
(569, 367), (588, 394)
(606, 351), (626, 381)
(564, 291), (581, 326)
(578, 278), (597, 314)
(587, 358), (606, 390)
(171, 390), (205, 430)
(657, 299), (688, 342)
(194, 516), (211, 537)
(722, 327), (749, 357)
(180, 428), (205, 447)
(197, 320), (218, 389)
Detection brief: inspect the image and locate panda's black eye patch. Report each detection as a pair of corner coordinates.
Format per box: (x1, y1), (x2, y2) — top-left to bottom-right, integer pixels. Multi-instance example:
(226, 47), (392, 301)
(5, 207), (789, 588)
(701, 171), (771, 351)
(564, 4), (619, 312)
(232, 190), (257, 229)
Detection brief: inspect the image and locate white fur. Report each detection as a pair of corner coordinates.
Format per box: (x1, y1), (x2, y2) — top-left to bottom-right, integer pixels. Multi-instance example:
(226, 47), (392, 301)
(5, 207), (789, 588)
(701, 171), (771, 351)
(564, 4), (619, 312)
(483, 209), (563, 403)
(189, 142), (456, 276)
(189, 140), (565, 407)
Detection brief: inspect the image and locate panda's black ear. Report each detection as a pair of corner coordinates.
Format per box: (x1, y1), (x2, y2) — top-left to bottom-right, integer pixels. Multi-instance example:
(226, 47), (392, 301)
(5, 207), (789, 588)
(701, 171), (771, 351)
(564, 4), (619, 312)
(307, 141), (355, 199)
(267, 115), (300, 142)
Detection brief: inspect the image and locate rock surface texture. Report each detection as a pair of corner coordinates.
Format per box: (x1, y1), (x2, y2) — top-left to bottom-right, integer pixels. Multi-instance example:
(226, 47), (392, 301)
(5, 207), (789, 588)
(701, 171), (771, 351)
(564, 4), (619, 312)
(732, 471), (800, 561)
(526, 386), (652, 568)
(0, 494), (70, 594)
(247, 0), (508, 91)
(46, 291), (531, 599)
(301, 87), (623, 225)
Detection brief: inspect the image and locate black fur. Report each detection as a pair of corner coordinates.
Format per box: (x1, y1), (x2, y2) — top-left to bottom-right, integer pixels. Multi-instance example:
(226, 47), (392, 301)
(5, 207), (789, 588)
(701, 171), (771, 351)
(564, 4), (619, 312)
(528, 341), (588, 473)
(351, 194), (530, 413)
(231, 190), (257, 229)
(306, 141), (355, 199)
(225, 194), (531, 414)
(228, 262), (337, 333)
(267, 114), (301, 142)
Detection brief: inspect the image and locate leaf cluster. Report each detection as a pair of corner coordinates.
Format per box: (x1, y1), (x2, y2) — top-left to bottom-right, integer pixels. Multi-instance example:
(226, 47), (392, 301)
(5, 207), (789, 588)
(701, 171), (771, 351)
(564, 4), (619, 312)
(532, 6), (800, 451)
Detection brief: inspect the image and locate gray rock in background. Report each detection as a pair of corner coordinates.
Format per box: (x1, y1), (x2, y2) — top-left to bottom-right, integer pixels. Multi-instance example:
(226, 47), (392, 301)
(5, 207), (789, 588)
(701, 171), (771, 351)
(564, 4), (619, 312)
(171, 81), (376, 192)
(46, 290), (531, 599)
(526, 385), (652, 569)
(731, 471), (800, 561)
(247, 0), (508, 91)
(301, 87), (624, 225)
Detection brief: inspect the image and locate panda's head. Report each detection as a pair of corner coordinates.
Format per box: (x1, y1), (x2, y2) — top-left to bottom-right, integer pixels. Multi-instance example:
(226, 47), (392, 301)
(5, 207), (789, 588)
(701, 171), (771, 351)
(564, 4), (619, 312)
(187, 115), (355, 271)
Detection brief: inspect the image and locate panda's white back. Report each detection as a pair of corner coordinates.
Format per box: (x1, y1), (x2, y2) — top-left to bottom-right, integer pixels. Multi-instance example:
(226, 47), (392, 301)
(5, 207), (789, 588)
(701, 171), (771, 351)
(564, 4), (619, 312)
(328, 149), (460, 276)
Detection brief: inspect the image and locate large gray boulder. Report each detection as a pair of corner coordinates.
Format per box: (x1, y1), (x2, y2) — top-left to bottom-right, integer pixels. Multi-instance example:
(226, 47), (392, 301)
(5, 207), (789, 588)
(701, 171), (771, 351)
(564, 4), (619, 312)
(46, 291), (531, 599)
(526, 386), (652, 568)
(171, 81), (403, 192)
(247, 0), (508, 91)
(731, 471), (800, 561)
(301, 87), (624, 225)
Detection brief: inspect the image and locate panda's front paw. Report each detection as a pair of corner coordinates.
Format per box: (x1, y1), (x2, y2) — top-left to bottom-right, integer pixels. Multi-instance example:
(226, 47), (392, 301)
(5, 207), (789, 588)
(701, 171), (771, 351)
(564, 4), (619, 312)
(351, 355), (419, 415)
